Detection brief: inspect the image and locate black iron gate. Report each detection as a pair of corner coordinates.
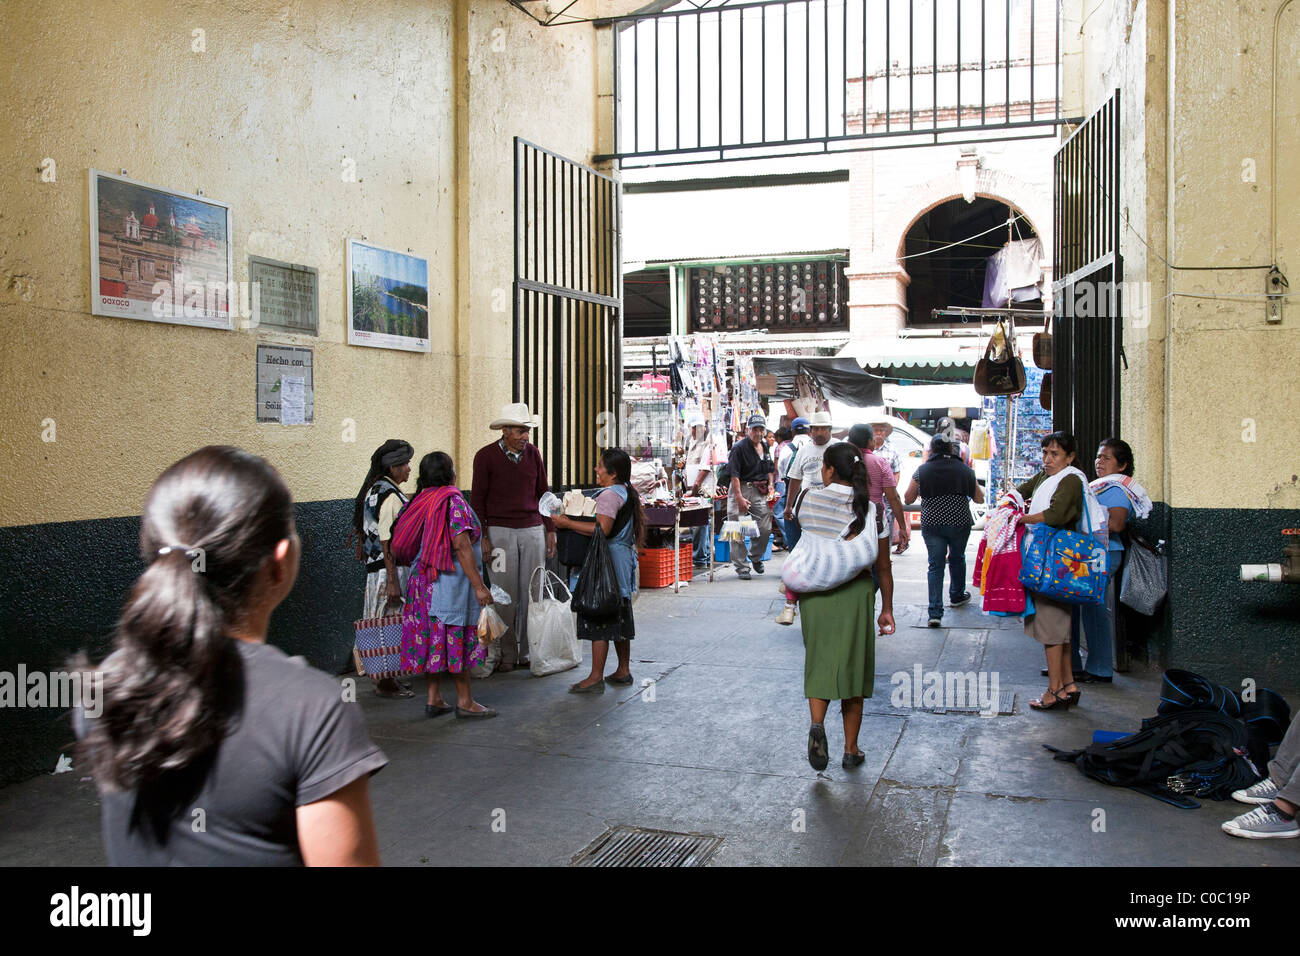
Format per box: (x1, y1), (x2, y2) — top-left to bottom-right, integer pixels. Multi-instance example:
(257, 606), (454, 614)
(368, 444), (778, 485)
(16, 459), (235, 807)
(514, 137), (623, 492)
(600, 0), (1073, 166)
(1051, 89), (1121, 465)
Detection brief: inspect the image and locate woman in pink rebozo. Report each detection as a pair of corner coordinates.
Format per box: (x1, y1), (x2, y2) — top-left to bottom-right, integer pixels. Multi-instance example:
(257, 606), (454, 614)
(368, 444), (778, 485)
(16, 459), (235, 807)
(392, 452), (496, 720)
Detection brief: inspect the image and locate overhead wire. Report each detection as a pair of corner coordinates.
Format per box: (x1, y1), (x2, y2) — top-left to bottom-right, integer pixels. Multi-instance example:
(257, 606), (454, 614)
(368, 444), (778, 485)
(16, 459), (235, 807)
(899, 213), (1029, 261)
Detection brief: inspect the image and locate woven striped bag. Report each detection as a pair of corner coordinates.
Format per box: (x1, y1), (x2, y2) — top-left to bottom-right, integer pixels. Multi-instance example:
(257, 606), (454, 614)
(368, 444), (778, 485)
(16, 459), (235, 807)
(353, 612), (405, 679)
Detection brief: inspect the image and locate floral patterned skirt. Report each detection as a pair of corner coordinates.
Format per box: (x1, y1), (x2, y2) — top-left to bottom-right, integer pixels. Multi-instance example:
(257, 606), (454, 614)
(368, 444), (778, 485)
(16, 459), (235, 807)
(401, 574), (487, 675)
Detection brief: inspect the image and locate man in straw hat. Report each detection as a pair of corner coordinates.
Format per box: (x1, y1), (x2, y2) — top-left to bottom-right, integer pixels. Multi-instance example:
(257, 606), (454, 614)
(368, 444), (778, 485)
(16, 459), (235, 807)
(471, 403), (556, 673)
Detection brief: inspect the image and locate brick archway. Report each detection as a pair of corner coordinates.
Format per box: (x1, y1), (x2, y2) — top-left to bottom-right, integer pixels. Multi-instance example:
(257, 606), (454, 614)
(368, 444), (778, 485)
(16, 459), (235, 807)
(885, 167), (1051, 263)
(848, 164), (1053, 338)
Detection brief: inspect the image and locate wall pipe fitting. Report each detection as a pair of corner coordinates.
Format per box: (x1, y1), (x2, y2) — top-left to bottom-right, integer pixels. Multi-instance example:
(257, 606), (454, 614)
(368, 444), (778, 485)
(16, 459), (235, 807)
(1240, 529), (1300, 582)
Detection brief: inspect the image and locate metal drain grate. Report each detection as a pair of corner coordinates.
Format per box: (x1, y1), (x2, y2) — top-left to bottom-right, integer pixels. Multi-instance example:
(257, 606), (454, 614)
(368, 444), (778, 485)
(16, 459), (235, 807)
(571, 826), (723, 867)
(915, 691), (1017, 716)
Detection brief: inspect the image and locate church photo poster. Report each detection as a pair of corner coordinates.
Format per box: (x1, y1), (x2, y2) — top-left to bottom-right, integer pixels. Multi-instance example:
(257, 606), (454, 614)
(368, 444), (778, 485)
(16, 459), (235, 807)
(345, 239), (431, 353)
(89, 170), (234, 330)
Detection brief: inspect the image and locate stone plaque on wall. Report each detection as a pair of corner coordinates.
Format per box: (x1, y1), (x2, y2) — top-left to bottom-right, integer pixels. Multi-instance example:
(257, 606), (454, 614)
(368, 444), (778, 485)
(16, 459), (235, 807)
(249, 255), (318, 335)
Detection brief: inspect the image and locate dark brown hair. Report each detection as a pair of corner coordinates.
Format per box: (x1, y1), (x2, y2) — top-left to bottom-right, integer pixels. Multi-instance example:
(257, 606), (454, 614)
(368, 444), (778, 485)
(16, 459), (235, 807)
(77, 446), (294, 791)
(1099, 437), (1135, 477)
(823, 441), (874, 537)
(601, 447), (646, 549)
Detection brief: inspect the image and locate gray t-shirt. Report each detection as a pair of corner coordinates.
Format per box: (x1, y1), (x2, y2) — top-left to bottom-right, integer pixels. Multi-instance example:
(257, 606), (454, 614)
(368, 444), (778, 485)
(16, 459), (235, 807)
(83, 640), (386, 866)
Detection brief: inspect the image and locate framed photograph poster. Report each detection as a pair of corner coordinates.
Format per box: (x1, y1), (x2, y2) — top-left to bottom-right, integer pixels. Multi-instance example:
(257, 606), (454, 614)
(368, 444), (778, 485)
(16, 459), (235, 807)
(346, 239), (430, 352)
(89, 170), (234, 329)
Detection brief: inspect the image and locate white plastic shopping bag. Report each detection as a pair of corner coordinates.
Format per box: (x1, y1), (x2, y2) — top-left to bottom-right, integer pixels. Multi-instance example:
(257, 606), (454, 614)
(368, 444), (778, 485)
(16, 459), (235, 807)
(527, 566), (582, 677)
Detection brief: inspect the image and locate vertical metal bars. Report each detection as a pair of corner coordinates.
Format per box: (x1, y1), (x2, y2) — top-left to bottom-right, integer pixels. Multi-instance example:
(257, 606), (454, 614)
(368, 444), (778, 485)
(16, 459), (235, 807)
(603, 0), (1069, 164)
(514, 138), (622, 492)
(1050, 90), (1123, 485)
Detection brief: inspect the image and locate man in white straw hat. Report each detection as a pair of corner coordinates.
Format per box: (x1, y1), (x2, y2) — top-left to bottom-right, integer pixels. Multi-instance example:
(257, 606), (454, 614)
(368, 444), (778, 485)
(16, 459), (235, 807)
(471, 403), (556, 672)
(782, 410), (837, 527)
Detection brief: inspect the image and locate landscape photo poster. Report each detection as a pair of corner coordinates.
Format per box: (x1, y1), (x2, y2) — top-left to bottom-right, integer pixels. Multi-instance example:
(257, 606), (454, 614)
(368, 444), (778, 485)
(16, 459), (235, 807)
(346, 239), (430, 352)
(89, 170), (234, 329)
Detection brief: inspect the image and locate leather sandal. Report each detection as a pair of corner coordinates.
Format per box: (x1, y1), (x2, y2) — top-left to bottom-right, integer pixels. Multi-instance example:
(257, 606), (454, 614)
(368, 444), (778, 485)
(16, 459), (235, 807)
(1061, 682), (1081, 706)
(1029, 688), (1071, 711)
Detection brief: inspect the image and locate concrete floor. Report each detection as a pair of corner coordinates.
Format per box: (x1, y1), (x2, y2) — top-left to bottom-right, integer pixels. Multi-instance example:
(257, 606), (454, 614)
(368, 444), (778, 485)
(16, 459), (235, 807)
(2, 540), (1296, 867)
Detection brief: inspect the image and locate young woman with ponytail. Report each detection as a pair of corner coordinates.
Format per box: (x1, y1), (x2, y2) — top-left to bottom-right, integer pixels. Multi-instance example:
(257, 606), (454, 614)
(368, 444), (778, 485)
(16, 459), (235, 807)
(793, 442), (895, 772)
(76, 446), (386, 865)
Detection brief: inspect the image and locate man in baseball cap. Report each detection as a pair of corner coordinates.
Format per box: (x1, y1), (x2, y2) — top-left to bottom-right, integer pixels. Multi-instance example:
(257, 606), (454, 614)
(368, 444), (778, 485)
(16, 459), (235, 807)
(725, 413), (776, 579)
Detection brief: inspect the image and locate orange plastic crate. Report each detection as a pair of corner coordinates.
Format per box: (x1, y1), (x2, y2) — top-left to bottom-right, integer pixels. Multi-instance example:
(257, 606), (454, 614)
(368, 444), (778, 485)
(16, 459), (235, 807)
(638, 544), (694, 588)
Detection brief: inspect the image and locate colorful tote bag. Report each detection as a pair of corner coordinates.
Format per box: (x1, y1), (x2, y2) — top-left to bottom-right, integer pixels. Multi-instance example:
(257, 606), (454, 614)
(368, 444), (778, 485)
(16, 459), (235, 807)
(1017, 506), (1108, 606)
(353, 613), (405, 678)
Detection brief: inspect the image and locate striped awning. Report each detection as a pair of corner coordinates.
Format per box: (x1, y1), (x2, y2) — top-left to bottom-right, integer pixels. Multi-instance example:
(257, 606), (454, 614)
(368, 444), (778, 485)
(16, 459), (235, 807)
(837, 339), (984, 369)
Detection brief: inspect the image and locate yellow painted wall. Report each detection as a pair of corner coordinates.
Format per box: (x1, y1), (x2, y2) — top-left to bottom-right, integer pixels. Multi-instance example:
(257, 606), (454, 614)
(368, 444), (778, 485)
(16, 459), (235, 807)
(454, 0), (603, 477)
(1076, 0), (1299, 509)
(0, 0), (602, 527)
(1165, 0), (1300, 509)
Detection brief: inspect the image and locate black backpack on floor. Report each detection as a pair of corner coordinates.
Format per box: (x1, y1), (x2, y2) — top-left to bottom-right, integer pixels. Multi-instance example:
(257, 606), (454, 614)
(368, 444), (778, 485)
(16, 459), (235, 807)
(1045, 710), (1260, 804)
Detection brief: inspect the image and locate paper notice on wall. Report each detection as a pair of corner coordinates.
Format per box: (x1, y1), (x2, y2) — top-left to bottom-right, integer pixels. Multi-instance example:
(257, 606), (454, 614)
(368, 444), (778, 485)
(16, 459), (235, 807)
(279, 376), (306, 425)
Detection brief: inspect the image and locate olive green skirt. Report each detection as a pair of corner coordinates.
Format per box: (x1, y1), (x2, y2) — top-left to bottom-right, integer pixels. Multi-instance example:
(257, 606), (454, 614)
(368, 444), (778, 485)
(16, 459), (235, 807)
(800, 575), (875, 700)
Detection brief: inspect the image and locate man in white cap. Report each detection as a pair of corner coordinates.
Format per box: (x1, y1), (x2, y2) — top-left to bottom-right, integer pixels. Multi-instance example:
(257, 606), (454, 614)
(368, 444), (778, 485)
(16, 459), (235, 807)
(782, 410), (837, 526)
(726, 413), (776, 579)
(471, 403), (556, 672)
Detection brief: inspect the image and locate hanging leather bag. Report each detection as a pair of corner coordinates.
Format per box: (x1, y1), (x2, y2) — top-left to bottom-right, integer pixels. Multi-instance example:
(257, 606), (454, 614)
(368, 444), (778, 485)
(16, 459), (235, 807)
(973, 320), (1027, 396)
(1040, 372), (1053, 410)
(1033, 314), (1053, 370)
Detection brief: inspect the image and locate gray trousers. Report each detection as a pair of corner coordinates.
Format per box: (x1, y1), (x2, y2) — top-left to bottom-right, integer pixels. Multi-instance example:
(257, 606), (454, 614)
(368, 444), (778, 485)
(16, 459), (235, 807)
(1269, 714), (1300, 806)
(727, 481), (772, 569)
(487, 524), (547, 665)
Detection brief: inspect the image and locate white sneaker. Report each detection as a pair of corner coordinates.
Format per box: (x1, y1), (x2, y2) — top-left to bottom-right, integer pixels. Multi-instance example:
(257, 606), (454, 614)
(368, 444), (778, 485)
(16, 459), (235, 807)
(776, 604), (796, 626)
(1233, 777), (1280, 804)
(1221, 803), (1300, 839)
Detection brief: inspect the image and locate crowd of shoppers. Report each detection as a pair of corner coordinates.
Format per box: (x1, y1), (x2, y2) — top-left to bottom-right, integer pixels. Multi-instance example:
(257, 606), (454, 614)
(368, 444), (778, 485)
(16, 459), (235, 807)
(86, 407), (1291, 865)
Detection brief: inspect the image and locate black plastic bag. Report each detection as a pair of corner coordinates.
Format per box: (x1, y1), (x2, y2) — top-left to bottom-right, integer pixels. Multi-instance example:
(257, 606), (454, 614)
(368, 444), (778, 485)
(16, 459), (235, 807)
(571, 523), (622, 619)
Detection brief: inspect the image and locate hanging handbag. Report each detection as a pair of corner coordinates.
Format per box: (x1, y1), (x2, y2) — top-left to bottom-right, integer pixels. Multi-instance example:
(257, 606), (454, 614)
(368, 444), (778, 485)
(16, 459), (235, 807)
(780, 491), (880, 594)
(1119, 533), (1167, 615)
(1040, 372), (1052, 410)
(1018, 500), (1109, 605)
(973, 320), (1027, 396)
(1033, 314), (1053, 370)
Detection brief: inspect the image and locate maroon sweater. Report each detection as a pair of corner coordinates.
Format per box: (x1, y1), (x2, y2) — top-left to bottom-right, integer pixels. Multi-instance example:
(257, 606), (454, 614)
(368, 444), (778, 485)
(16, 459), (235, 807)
(470, 440), (555, 533)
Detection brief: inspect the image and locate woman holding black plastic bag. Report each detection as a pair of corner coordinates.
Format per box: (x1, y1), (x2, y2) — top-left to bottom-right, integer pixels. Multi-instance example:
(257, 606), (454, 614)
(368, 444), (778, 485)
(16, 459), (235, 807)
(553, 448), (646, 694)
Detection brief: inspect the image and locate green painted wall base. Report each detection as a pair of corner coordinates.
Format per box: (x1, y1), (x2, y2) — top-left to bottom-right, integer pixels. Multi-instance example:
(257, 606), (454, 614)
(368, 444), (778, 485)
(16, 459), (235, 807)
(0, 500), (360, 785)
